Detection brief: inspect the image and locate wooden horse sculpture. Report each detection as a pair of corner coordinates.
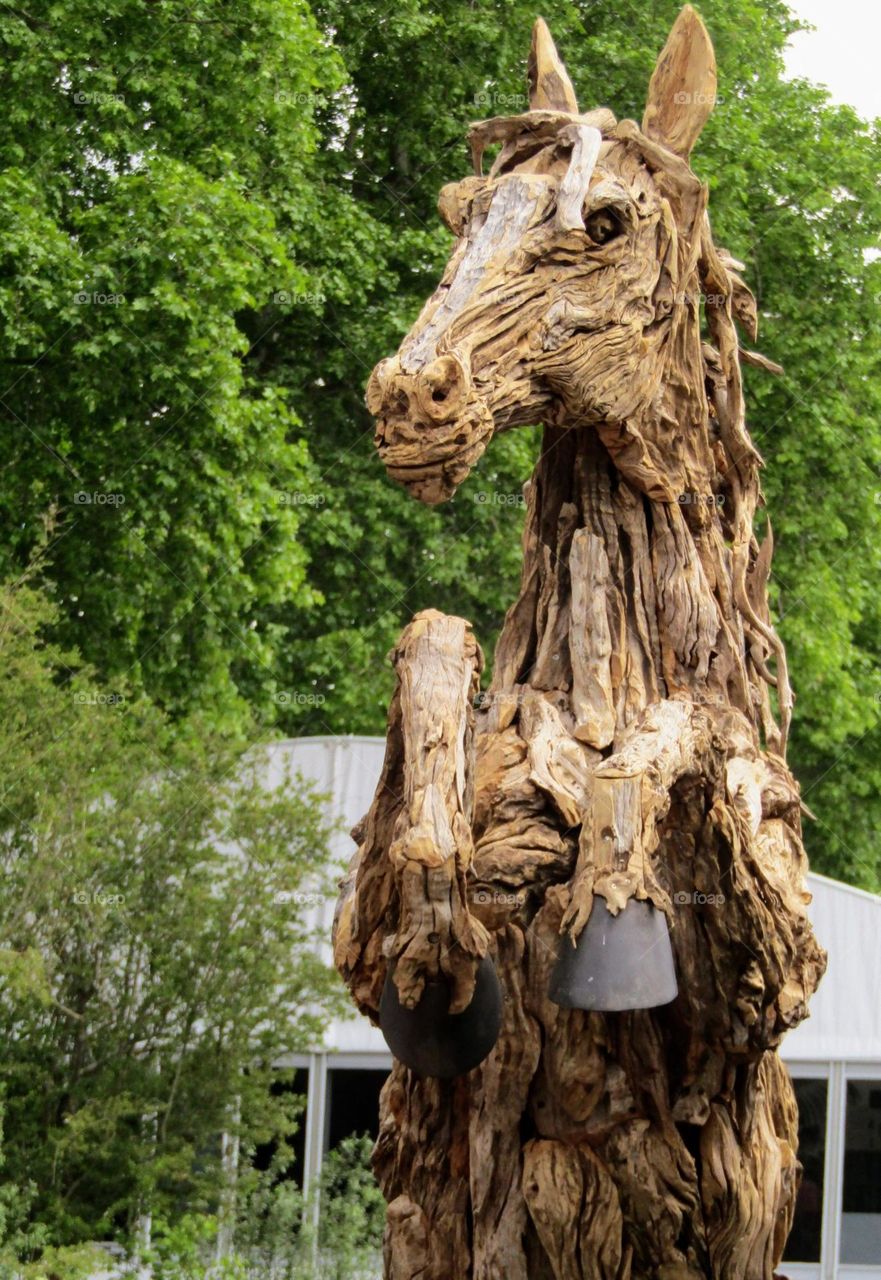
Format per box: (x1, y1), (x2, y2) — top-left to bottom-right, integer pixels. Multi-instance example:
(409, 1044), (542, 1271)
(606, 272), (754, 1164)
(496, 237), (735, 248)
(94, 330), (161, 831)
(334, 9), (826, 1278)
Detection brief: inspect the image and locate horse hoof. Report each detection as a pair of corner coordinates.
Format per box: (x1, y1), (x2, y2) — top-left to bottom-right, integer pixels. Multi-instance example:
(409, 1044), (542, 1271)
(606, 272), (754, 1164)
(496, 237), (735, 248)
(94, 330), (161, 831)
(379, 955), (503, 1078)
(549, 897), (678, 1011)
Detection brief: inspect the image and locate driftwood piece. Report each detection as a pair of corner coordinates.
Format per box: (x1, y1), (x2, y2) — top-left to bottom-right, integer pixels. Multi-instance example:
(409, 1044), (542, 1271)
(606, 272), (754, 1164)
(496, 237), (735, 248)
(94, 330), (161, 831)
(335, 8), (826, 1278)
(528, 17), (579, 114)
(556, 123), (603, 231)
(568, 529), (616, 748)
(520, 692), (598, 828)
(335, 609), (489, 1015)
(642, 3), (717, 158)
(467, 108), (617, 178)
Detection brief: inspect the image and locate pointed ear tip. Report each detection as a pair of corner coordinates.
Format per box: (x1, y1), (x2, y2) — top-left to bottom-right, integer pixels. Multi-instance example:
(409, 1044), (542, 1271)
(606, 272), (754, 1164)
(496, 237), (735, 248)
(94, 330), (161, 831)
(677, 4), (713, 42)
(666, 3), (716, 77)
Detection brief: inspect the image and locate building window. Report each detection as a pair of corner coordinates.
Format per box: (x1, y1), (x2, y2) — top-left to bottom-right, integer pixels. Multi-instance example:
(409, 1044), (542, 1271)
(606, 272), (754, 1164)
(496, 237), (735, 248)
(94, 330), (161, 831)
(840, 1078), (881, 1264)
(784, 1077), (827, 1264)
(326, 1068), (388, 1151)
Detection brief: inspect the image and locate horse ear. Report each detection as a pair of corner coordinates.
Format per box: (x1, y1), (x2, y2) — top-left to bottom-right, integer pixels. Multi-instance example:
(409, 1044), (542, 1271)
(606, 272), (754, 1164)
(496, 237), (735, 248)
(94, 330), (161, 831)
(528, 18), (579, 113)
(642, 5), (716, 158)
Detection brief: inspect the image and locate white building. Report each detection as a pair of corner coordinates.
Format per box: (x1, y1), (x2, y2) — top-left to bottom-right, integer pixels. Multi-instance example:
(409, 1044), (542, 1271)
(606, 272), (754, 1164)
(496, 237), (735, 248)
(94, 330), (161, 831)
(268, 736), (881, 1280)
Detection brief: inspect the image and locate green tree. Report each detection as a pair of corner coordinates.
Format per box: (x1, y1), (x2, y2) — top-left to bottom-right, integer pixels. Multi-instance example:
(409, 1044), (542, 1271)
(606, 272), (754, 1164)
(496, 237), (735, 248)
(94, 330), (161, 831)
(0, 566), (345, 1246)
(0, 0), (349, 724)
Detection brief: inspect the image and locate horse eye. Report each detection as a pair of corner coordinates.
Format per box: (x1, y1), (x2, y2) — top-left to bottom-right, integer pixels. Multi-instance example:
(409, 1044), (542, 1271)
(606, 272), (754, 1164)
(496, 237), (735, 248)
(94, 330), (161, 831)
(584, 208), (622, 245)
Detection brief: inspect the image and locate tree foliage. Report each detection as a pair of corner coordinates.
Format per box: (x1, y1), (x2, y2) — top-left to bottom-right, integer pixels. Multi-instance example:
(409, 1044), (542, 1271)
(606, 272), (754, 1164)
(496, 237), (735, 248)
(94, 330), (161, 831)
(0, 566), (345, 1246)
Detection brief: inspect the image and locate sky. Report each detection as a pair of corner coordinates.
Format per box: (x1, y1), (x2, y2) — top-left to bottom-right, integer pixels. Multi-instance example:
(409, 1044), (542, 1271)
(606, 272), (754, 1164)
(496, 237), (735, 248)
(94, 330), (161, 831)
(785, 0), (881, 120)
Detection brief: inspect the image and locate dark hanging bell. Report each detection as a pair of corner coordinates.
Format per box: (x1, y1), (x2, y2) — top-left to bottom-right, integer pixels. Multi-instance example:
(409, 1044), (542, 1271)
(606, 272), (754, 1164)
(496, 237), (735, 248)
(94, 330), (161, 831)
(379, 954), (503, 1079)
(549, 896), (678, 1012)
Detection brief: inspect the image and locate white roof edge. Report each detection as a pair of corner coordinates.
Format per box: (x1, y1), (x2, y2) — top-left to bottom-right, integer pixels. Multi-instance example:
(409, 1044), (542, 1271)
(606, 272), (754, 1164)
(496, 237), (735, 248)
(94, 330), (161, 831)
(262, 735), (387, 749)
(806, 870), (881, 906)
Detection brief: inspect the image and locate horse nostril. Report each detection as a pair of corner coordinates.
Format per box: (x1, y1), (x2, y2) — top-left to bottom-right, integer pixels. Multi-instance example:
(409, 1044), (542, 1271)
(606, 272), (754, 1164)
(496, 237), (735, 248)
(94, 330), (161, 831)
(366, 358), (412, 418)
(419, 354), (470, 418)
(368, 352), (469, 426)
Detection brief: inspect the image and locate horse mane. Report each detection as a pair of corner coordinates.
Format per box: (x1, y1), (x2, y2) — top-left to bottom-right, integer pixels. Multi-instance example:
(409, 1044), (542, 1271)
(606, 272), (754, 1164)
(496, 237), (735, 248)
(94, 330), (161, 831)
(639, 120), (793, 752)
(699, 216), (793, 753)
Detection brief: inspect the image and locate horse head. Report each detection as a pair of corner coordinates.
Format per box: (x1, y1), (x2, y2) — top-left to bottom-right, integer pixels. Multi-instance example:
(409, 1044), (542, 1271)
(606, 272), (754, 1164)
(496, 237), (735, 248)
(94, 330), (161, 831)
(368, 6), (736, 507)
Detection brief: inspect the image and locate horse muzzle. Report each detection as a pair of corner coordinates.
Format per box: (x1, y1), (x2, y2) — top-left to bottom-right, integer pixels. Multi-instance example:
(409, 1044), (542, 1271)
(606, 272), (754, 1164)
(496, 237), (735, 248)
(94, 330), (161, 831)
(367, 353), (494, 505)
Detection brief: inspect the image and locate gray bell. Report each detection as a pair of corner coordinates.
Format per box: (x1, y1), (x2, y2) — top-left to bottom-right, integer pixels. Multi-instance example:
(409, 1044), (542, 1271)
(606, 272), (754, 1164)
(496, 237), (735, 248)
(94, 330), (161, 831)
(379, 955), (503, 1079)
(549, 896), (678, 1011)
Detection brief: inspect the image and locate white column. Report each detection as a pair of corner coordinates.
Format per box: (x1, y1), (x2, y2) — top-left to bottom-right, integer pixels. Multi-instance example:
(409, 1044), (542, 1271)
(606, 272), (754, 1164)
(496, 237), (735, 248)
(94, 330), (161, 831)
(303, 1052), (329, 1229)
(821, 1061), (846, 1280)
(216, 1094), (242, 1261)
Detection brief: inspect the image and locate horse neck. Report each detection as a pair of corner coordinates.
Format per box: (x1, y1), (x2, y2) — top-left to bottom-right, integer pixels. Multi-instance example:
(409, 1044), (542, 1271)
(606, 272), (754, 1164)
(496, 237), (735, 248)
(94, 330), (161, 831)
(489, 423), (764, 747)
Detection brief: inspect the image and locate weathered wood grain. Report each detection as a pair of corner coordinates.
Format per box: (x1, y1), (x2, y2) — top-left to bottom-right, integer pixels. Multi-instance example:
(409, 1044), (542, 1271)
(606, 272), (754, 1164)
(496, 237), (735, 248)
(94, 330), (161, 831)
(335, 8), (825, 1278)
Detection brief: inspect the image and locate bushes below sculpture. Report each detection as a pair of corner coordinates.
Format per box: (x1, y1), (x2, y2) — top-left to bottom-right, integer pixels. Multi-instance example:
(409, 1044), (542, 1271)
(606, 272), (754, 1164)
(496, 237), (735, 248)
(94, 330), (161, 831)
(0, 565), (344, 1265)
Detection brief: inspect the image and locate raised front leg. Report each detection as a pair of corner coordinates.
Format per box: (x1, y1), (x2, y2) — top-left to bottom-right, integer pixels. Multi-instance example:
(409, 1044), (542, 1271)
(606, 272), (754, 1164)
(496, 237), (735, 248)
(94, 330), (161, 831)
(333, 608), (488, 1016)
(560, 697), (701, 939)
(334, 609), (502, 1280)
(558, 697), (825, 1059)
(385, 609), (489, 1013)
